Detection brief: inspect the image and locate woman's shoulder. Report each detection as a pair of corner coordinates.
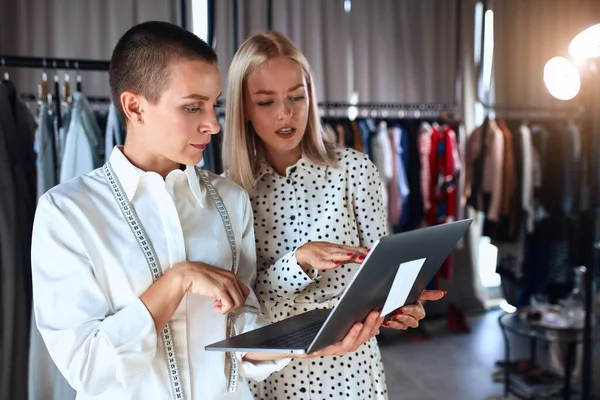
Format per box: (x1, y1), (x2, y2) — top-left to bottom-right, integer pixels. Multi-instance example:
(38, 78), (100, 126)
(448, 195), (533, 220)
(333, 147), (372, 171)
(199, 168), (253, 211)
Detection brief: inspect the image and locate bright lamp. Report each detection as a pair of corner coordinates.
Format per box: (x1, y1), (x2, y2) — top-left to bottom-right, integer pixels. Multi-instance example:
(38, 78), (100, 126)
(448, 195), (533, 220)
(544, 56), (581, 100)
(569, 24), (600, 60)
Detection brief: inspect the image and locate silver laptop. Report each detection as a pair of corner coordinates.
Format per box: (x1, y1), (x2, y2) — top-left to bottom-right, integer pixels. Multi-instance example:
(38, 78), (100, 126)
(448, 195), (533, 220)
(205, 218), (472, 355)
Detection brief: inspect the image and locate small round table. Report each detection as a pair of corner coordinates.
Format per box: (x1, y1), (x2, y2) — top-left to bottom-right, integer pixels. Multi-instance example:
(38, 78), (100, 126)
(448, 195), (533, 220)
(498, 310), (584, 400)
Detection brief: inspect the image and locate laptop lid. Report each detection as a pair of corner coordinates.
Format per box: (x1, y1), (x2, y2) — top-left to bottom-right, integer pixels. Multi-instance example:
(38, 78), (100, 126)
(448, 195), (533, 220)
(306, 218), (472, 353)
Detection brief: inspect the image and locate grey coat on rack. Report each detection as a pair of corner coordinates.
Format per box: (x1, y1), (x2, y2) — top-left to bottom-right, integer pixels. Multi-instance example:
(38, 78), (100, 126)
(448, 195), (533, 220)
(0, 79), (37, 400)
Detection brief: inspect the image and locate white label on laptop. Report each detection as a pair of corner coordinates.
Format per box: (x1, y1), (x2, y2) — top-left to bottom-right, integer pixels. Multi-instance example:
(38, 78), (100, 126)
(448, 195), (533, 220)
(381, 258), (427, 316)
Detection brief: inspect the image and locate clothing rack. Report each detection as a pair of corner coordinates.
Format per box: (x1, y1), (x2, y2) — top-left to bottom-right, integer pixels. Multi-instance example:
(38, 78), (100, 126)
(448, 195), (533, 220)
(0, 55), (109, 71)
(479, 99), (586, 120)
(318, 102), (458, 119)
(20, 93), (111, 104)
(2, 55), (110, 126)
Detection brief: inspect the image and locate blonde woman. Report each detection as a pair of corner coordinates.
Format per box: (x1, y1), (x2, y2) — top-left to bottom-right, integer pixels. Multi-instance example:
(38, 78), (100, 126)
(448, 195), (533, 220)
(223, 31), (445, 399)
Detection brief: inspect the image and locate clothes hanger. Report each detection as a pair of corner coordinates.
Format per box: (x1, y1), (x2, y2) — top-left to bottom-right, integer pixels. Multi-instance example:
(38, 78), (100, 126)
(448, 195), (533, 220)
(1, 57), (9, 81)
(38, 72), (48, 105)
(75, 61), (82, 92)
(63, 72), (71, 104)
(52, 62), (62, 128)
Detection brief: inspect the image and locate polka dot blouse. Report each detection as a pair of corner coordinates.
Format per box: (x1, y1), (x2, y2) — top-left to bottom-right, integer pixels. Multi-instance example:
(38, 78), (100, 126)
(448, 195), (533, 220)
(249, 147), (389, 400)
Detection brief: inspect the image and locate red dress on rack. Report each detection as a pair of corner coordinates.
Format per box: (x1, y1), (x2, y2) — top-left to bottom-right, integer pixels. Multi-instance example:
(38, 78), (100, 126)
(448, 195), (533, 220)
(426, 125), (461, 282)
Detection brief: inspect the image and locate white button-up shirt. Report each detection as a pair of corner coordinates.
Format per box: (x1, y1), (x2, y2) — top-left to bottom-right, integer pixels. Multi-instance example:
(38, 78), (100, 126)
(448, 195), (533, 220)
(31, 147), (287, 400)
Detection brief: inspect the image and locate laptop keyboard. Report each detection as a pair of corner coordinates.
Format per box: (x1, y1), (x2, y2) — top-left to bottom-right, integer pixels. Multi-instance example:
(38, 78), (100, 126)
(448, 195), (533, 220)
(258, 319), (324, 348)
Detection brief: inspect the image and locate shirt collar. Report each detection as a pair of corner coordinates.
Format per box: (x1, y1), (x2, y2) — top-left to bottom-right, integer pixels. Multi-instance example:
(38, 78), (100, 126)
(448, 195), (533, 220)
(108, 146), (204, 207)
(184, 165), (205, 207)
(254, 153), (328, 182)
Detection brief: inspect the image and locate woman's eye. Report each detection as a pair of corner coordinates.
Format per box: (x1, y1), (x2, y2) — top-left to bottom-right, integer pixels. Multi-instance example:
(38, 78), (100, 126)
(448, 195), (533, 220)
(185, 107), (201, 113)
(291, 95), (306, 101)
(257, 101), (273, 107)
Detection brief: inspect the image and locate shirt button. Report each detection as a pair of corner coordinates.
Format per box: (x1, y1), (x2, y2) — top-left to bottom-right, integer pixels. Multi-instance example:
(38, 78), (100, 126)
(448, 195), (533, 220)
(290, 215), (296, 221)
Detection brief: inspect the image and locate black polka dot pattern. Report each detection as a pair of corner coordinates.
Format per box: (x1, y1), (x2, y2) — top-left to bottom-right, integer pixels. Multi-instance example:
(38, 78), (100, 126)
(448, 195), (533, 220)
(249, 148), (389, 399)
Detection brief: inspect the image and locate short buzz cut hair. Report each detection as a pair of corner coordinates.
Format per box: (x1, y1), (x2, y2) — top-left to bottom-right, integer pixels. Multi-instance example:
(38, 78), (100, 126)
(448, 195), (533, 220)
(109, 21), (218, 123)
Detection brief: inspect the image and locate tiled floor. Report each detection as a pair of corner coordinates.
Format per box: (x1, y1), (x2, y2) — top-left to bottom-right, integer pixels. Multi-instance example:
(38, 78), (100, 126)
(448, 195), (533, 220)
(378, 308), (540, 400)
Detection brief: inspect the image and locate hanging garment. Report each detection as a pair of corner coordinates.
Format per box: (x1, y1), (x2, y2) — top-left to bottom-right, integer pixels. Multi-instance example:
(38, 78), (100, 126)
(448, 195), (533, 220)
(495, 120), (518, 241)
(387, 127), (403, 227)
(397, 124), (411, 227)
(30, 104), (78, 400)
(426, 125), (460, 226)
(531, 123), (575, 241)
(519, 123), (535, 233)
(466, 119), (505, 223)
(327, 122), (344, 148)
(400, 120), (425, 231)
(454, 123), (466, 219)
(371, 121), (394, 212)
(427, 125), (461, 282)
(36, 103), (57, 196)
(419, 122), (433, 213)
(53, 102), (73, 180)
(395, 126), (410, 200)
(335, 123), (347, 148)
(350, 119), (364, 153)
(0, 80), (37, 400)
(388, 125), (410, 227)
(60, 92), (104, 182)
(454, 123), (467, 248)
(356, 119), (372, 159)
(323, 123), (337, 147)
(104, 104), (125, 162)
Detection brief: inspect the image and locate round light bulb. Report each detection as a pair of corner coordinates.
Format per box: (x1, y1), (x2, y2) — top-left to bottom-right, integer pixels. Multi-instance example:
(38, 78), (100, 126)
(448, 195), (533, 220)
(544, 56), (581, 100)
(569, 24), (600, 59)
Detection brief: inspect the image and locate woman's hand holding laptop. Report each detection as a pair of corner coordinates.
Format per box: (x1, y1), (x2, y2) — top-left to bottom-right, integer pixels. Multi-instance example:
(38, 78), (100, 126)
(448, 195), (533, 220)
(244, 310), (384, 361)
(383, 289), (447, 330)
(294, 241), (448, 331)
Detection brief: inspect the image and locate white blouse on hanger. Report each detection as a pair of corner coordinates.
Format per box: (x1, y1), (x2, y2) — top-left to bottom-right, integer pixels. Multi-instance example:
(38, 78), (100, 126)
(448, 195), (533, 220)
(31, 147), (287, 400)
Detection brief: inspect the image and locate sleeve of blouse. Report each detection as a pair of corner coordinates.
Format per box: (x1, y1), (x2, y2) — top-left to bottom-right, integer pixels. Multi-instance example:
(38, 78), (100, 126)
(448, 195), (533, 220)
(254, 248), (317, 322)
(352, 154), (389, 248)
(31, 194), (158, 396)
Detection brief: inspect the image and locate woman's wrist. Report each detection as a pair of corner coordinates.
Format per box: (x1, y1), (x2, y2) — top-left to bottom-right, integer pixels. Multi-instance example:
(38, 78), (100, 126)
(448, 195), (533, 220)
(166, 262), (190, 295)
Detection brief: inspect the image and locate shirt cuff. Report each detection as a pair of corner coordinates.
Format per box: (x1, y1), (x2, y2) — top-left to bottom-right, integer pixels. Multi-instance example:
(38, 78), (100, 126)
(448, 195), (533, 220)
(237, 353), (291, 382)
(288, 249), (319, 291)
(231, 308), (291, 381)
(97, 298), (157, 382)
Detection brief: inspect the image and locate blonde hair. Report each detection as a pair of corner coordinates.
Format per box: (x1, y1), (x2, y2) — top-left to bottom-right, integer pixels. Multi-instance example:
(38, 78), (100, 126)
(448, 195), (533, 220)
(222, 31), (337, 194)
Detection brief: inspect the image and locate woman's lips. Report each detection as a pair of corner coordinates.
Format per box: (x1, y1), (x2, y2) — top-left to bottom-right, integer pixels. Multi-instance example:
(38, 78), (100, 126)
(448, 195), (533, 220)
(276, 127), (297, 138)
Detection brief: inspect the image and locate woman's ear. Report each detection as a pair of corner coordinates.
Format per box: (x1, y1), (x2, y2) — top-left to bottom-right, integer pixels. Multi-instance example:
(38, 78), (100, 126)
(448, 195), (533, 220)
(120, 91), (145, 124)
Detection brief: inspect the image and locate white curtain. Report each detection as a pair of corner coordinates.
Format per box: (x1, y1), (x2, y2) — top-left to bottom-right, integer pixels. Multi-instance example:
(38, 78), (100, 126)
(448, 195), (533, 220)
(215, 0), (461, 104)
(493, 0), (600, 107)
(0, 0), (185, 99)
(214, 0), (350, 102)
(350, 0), (460, 103)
